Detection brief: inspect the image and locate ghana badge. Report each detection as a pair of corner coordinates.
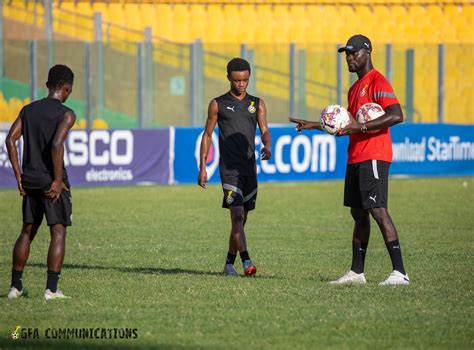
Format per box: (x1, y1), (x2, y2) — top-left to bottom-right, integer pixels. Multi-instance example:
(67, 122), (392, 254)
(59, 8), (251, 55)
(226, 191), (234, 205)
(248, 101), (256, 113)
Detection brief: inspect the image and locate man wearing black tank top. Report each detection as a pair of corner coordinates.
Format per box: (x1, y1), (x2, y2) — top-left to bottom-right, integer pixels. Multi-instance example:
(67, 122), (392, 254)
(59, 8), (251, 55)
(198, 58), (272, 277)
(5, 65), (76, 300)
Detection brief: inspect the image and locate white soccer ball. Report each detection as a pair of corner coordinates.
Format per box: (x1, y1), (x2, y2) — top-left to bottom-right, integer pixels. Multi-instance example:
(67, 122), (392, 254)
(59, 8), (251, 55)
(356, 103), (385, 123)
(356, 103), (385, 134)
(319, 104), (351, 135)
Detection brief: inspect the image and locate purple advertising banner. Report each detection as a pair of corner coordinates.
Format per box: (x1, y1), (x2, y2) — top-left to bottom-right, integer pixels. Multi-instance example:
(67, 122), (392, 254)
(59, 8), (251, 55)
(0, 129), (170, 188)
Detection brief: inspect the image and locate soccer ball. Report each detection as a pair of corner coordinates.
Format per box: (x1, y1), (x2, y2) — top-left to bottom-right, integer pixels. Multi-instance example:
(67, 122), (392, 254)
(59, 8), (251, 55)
(357, 103), (385, 123)
(319, 104), (351, 135)
(356, 103), (385, 133)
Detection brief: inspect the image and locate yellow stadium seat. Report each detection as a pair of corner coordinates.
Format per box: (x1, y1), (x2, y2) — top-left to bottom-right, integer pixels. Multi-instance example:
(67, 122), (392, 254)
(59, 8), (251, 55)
(254, 5), (274, 43)
(107, 4), (126, 27)
(189, 5), (207, 42)
(123, 4), (141, 31)
(221, 5), (241, 43)
(320, 5), (342, 43)
(153, 4), (173, 40)
(174, 4), (192, 43)
(408, 5), (429, 39)
(75, 2), (94, 18)
(287, 5), (306, 43)
(138, 4), (154, 29)
(369, 6), (392, 43)
(446, 5), (473, 43)
(91, 3), (109, 22)
(304, 6), (325, 43)
(272, 5), (290, 43)
(337, 6), (357, 42)
(425, 6), (452, 43)
(204, 4), (224, 43)
(237, 4), (257, 44)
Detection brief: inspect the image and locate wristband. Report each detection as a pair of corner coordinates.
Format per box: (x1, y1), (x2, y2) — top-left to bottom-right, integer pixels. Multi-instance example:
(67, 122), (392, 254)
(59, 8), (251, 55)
(360, 123), (368, 133)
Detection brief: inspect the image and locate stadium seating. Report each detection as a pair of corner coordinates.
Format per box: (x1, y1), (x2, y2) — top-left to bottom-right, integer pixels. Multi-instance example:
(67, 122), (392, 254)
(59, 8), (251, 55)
(3, 1), (473, 124)
(9, 1), (466, 45)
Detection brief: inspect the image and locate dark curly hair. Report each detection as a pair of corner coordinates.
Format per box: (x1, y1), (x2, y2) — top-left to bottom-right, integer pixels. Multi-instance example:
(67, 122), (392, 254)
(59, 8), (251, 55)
(227, 58), (251, 76)
(46, 64), (74, 89)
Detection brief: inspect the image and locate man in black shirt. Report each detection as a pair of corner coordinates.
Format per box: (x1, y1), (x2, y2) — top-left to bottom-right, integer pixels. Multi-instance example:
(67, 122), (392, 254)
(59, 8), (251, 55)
(198, 58), (272, 276)
(5, 64), (76, 300)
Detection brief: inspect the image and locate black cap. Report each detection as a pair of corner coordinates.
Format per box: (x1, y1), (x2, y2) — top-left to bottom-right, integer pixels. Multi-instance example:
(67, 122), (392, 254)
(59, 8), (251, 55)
(338, 34), (372, 53)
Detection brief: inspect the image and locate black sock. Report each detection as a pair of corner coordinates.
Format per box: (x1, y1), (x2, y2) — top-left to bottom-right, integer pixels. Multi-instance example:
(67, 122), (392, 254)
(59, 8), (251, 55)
(226, 253), (236, 265)
(385, 240), (406, 275)
(11, 269), (23, 290)
(240, 251), (250, 263)
(46, 270), (61, 293)
(350, 241), (368, 274)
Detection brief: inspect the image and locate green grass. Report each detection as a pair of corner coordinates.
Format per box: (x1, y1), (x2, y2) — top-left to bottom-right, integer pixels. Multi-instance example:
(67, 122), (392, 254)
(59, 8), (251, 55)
(0, 177), (473, 349)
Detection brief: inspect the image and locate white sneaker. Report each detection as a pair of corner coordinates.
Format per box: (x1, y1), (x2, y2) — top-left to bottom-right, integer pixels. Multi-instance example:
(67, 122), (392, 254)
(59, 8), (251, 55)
(379, 270), (410, 285)
(329, 270), (366, 284)
(8, 287), (28, 300)
(223, 263), (238, 276)
(44, 289), (70, 300)
(242, 260), (257, 277)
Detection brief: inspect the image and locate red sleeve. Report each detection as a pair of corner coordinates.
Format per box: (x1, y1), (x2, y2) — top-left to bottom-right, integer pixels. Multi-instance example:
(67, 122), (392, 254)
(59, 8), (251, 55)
(372, 76), (399, 110)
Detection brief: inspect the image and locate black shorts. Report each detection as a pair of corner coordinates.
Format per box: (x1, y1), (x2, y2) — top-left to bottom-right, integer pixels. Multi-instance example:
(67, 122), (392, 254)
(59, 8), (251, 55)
(221, 175), (258, 211)
(344, 160), (390, 209)
(22, 188), (72, 227)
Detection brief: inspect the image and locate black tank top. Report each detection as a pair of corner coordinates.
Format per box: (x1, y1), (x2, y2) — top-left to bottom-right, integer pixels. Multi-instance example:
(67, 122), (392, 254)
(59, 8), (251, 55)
(20, 98), (72, 190)
(215, 92), (259, 176)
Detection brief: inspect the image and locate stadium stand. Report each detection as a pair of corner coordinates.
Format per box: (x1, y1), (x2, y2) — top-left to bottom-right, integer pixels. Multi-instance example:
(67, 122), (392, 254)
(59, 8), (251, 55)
(2, 1), (473, 125)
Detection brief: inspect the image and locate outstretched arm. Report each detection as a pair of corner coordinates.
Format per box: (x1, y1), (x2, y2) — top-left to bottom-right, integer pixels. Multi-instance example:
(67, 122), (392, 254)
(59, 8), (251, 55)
(289, 117), (323, 132)
(45, 110), (76, 201)
(257, 99), (272, 160)
(5, 115), (25, 196)
(198, 99), (218, 188)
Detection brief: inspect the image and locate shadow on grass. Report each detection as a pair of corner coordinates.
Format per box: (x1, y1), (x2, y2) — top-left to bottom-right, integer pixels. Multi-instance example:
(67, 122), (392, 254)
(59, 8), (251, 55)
(27, 262), (222, 277)
(26, 262), (280, 280)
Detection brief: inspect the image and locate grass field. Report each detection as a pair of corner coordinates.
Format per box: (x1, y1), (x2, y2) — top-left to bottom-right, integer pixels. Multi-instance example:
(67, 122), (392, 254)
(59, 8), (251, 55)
(0, 177), (473, 349)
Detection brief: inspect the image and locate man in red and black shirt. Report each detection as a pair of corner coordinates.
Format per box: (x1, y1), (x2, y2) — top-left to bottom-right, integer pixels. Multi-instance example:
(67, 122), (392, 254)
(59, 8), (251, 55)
(291, 35), (409, 285)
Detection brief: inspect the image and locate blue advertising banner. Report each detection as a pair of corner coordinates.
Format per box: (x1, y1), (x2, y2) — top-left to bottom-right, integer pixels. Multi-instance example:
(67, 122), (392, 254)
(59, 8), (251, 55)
(391, 124), (474, 176)
(173, 124), (474, 184)
(1, 124), (472, 188)
(172, 126), (349, 184)
(0, 129), (170, 187)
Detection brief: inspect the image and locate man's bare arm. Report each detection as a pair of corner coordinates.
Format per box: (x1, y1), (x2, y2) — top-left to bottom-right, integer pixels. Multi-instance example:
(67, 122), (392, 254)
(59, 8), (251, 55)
(198, 99), (218, 188)
(5, 116), (24, 196)
(45, 110), (76, 201)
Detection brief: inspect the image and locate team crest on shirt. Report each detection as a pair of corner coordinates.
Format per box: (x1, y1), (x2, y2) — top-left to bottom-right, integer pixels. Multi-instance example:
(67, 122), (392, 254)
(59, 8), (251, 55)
(226, 191), (234, 204)
(248, 101), (256, 113)
(360, 84), (369, 97)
